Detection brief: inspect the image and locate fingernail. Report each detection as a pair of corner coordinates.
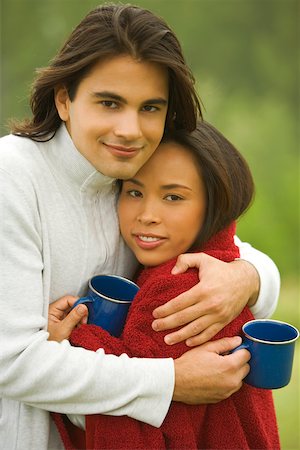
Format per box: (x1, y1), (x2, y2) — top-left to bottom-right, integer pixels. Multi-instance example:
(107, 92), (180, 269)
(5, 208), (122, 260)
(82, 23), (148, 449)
(77, 305), (86, 315)
(171, 267), (179, 274)
(152, 310), (159, 319)
(164, 335), (173, 345)
(152, 320), (159, 331)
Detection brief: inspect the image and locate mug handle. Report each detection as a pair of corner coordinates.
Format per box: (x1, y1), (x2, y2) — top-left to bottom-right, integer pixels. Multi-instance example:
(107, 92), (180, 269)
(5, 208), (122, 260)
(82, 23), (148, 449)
(231, 343), (249, 353)
(72, 296), (94, 309)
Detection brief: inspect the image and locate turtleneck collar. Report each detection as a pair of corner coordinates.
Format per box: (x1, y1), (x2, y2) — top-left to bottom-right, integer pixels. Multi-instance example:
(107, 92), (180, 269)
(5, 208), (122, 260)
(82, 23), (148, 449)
(46, 124), (115, 193)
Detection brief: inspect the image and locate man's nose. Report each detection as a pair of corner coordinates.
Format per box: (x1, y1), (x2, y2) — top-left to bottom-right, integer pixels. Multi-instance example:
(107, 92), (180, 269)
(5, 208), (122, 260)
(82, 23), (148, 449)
(114, 110), (143, 141)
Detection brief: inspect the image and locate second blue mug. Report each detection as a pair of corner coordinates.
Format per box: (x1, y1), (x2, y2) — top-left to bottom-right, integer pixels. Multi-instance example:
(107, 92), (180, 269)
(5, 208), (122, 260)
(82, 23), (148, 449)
(73, 274), (140, 337)
(233, 319), (299, 389)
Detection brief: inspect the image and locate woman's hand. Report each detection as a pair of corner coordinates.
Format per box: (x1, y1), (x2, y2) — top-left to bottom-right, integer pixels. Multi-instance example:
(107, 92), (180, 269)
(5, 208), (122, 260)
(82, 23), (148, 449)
(173, 336), (250, 404)
(48, 295), (88, 342)
(152, 253), (259, 346)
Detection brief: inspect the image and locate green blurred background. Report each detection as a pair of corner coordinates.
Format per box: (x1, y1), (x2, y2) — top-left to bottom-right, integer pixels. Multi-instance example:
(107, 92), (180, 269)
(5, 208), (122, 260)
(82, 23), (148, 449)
(1, 0), (299, 448)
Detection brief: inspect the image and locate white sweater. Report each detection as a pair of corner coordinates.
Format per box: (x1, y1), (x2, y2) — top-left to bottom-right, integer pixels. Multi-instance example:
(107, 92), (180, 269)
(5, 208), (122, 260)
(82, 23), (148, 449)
(0, 125), (280, 450)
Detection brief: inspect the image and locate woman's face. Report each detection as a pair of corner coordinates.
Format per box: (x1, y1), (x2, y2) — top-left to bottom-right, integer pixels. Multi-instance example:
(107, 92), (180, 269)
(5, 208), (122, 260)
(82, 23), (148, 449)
(118, 141), (206, 266)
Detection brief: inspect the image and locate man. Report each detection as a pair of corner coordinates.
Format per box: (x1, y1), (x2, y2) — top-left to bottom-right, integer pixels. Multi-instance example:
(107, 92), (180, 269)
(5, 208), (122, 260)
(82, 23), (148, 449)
(0, 4), (279, 450)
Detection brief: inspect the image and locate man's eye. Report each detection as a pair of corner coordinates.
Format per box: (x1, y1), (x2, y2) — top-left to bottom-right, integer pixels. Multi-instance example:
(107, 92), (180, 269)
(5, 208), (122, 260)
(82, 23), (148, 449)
(165, 194), (183, 201)
(128, 190), (143, 198)
(101, 101), (118, 109)
(142, 105), (158, 112)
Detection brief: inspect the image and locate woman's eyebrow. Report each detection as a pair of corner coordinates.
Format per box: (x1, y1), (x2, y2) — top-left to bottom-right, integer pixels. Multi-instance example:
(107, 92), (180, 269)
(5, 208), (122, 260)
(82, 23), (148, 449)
(124, 178), (144, 187)
(161, 184), (192, 191)
(125, 180), (192, 190)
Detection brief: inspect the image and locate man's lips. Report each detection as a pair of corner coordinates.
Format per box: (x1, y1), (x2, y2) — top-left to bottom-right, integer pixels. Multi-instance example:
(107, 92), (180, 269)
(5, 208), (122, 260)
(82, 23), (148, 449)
(103, 142), (143, 158)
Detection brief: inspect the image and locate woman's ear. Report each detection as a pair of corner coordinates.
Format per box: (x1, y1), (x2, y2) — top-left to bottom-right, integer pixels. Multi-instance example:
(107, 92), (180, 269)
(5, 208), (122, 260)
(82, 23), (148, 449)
(54, 86), (70, 121)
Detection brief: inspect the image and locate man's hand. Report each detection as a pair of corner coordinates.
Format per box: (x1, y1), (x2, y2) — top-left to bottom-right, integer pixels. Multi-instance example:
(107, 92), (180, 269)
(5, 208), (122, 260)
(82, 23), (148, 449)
(152, 253), (260, 346)
(48, 296), (88, 342)
(173, 336), (250, 404)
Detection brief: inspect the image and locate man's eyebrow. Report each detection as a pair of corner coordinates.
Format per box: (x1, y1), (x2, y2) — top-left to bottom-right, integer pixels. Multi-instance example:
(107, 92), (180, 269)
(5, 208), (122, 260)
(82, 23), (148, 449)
(92, 91), (168, 106)
(92, 91), (125, 102)
(143, 98), (168, 106)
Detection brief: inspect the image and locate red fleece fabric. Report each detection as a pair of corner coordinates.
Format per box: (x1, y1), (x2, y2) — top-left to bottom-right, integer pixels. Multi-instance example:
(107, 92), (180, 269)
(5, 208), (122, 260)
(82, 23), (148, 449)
(53, 223), (280, 449)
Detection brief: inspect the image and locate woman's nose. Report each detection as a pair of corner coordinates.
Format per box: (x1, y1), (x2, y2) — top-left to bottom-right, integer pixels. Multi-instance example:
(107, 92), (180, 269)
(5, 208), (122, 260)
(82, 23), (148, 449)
(137, 204), (161, 225)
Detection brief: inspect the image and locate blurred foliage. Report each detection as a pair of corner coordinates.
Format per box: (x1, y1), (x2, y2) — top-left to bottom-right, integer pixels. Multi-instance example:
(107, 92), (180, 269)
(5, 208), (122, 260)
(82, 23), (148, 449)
(0, 1), (299, 448)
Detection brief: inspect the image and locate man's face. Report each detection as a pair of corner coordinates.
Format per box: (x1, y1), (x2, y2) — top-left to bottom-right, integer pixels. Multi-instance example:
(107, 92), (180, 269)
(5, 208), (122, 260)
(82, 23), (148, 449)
(55, 54), (169, 179)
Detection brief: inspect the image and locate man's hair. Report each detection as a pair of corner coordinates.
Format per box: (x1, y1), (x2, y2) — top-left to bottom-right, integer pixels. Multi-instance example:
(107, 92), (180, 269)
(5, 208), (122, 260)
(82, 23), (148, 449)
(11, 3), (202, 139)
(167, 121), (255, 247)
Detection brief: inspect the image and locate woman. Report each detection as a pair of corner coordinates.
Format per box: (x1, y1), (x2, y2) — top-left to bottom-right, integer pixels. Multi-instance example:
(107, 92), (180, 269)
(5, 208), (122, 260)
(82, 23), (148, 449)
(52, 121), (280, 449)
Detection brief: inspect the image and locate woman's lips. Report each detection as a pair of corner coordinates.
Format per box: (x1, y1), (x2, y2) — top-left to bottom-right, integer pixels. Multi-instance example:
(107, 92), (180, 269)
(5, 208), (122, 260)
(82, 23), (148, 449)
(134, 234), (166, 249)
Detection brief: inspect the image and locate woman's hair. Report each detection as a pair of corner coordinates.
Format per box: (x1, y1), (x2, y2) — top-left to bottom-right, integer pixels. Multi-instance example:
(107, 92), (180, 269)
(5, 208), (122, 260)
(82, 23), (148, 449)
(10, 3), (202, 139)
(167, 121), (255, 247)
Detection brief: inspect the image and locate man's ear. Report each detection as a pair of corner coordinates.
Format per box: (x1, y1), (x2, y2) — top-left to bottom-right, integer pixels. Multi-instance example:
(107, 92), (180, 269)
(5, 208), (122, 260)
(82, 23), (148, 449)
(54, 86), (70, 121)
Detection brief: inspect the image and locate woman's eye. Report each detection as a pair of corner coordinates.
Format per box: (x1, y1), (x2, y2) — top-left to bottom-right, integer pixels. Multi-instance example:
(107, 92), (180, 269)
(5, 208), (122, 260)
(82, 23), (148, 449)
(165, 194), (182, 201)
(101, 101), (118, 109)
(128, 190), (143, 198)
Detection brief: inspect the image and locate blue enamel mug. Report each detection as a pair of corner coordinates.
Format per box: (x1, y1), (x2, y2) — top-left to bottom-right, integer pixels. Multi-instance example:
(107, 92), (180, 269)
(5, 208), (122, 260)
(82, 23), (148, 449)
(233, 319), (299, 389)
(73, 275), (139, 337)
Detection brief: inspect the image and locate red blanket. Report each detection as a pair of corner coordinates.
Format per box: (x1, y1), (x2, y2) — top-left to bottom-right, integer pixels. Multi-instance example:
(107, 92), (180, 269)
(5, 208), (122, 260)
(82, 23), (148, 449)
(53, 223), (280, 449)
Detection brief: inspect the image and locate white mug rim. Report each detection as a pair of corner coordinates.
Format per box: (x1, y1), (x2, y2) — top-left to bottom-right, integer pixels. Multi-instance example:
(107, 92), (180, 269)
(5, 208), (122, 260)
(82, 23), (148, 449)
(242, 319), (299, 345)
(89, 274), (139, 304)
